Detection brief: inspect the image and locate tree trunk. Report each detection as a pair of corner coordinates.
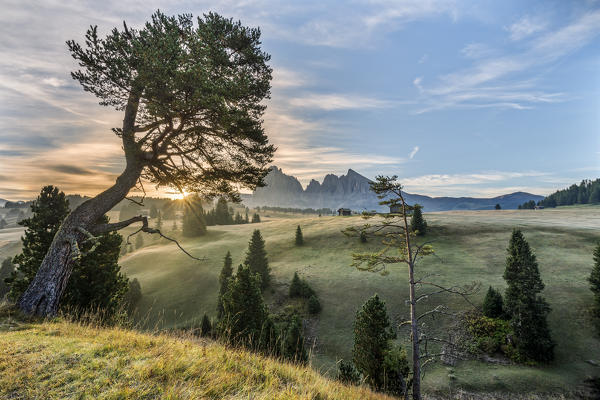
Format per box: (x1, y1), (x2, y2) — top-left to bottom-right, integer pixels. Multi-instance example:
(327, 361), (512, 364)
(18, 162), (143, 316)
(401, 196), (421, 400)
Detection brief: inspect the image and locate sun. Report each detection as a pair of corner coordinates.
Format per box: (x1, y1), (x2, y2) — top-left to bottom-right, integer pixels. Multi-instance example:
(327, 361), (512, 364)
(170, 190), (190, 200)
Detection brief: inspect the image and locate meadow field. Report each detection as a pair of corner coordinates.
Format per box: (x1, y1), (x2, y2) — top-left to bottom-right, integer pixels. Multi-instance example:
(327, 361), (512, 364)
(1, 206), (599, 397)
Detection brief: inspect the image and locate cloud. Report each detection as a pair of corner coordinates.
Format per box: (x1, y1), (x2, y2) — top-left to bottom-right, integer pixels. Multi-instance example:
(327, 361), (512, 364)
(414, 10), (600, 113)
(47, 164), (95, 175)
(409, 146), (419, 159)
(506, 16), (547, 41)
(42, 77), (68, 87)
(460, 43), (494, 59)
(288, 93), (395, 110)
(413, 77), (423, 92)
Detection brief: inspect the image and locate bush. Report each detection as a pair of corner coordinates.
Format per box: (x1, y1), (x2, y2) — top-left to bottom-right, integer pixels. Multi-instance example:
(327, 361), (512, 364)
(200, 313), (212, 337)
(289, 272), (315, 299)
(466, 312), (512, 356)
(482, 286), (504, 319)
(308, 295), (321, 314)
(359, 231), (367, 243)
(338, 360), (360, 385)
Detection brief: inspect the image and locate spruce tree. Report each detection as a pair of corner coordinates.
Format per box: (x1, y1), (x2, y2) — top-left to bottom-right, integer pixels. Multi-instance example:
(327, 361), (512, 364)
(308, 294), (321, 314)
(0, 258), (15, 298)
(482, 286), (504, 319)
(589, 242), (600, 332)
(200, 313), (212, 337)
(495, 203), (501, 210)
(155, 210), (162, 230)
(8, 186), (70, 300)
(295, 225), (304, 246)
(215, 197), (232, 225)
(149, 204), (158, 219)
(220, 264), (268, 347)
(410, 204), (427, 236)
(252, 213), (261, 223)
(338, 360), (360, 385)
(503, 229), (554, 362)
(281, 314), (308, 364)
(217, 251), (234, 317)
(352, 294), (397, 391)
(259, 316), (280, 356)
(182, 195), (207, 237)
(244, 230), (270, 289)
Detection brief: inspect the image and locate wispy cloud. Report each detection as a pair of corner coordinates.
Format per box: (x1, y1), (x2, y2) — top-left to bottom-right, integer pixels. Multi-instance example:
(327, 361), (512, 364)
(409, 146), (419, 159)
(288, 93), (395, 110)
(414, 10), (600, 113)
(506, 15), (547, 41)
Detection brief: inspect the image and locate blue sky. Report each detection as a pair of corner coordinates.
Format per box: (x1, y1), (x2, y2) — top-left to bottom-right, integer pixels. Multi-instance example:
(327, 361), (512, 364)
(0, 0), (598, 199)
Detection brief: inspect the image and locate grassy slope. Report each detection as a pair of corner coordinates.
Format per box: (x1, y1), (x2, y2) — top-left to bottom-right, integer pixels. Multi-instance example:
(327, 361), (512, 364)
(0, 312), (391, 400)
(116, 206), (600, 396)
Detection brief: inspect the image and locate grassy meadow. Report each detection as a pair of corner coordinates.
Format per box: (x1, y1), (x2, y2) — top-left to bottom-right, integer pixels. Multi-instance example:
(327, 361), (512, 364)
(1, 205), (598, 397)
(110, 205), (600, 397)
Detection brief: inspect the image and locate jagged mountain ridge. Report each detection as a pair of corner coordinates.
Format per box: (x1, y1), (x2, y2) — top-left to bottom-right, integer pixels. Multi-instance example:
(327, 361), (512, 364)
(246, 166), (545, 211)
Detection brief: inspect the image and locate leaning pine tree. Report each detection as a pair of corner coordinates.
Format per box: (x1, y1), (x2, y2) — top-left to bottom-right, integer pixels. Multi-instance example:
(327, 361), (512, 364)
(503, 229), (555, 363)
(18, 11), (274, 316)
(244, 230), (270, 289)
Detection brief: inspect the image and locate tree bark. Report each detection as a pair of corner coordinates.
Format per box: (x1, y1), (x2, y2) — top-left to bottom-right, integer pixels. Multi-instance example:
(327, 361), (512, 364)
(18, 89), (143, 317)
(401, 196), (421, 400)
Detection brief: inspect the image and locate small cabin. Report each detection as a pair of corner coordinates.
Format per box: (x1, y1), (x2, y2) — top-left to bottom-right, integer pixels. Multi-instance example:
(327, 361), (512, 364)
(337, 208), (351, 216)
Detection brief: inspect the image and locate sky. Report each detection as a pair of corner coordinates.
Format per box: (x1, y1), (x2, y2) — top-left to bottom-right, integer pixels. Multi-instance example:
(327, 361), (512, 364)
(0, 0), (599, 200)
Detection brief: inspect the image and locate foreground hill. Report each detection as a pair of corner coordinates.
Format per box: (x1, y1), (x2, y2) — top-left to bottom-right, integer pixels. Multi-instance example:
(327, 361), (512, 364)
(0, 311), (391, 400)
(246, 166), (544, 211)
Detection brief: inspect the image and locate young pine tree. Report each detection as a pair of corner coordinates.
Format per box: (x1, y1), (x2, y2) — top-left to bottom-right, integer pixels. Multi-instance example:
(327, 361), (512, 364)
(295, 225), (304, 246)
(215, 197), (232, 225)
(219, 264), (268, 347)
(353, 294), (398, 392)
(589, 242), (600, 333)
(182, 196), (207, 237)
(244, 230), (270, 289)
(251, 213), (261, 223)
(200, 313), (212, 337)
(308, 294), (322, 314)
(123, 278), (142, 314)
(281, 314), (308, 364)
(482, 286), (504, 319)
(410, 204), (427, 236)
(217, 251), (234, 318)
(504, 229), (555, 362)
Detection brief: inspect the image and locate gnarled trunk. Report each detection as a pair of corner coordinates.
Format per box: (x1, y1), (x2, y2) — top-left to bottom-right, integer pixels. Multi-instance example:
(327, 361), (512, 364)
(18, 161), (143, 316)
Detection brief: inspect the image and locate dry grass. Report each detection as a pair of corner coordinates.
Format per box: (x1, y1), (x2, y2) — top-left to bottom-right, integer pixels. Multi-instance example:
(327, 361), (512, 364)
(0, 310), (392, 400)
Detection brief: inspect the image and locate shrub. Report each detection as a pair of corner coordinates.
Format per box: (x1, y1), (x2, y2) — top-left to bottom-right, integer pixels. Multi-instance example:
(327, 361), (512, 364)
(289, 272), (315, 299)
(482, 286), (504, 319)
(338, 360), (360, 385)
(308, 295), (321, 314)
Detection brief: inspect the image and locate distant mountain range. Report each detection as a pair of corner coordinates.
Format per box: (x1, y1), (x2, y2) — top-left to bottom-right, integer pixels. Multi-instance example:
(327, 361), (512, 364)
(245, 166), (545, 212)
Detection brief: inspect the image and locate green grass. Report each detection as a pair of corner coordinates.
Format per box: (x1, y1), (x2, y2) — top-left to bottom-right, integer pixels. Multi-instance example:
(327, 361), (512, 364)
(0, 309), (392, 399)
(115, 206), (600, 397)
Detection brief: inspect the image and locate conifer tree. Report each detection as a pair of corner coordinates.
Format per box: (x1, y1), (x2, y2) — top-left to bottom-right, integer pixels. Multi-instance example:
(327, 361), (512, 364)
(252, 213), (261, 223)
(155, 210), (162, 231)
(482, 286), (504, 318)
(217, 251), (234, 317)
(182, 195), (207, 237)
(281, 314), (308, 364)
(200, 313), (212, 337)
(410, 204), (427, 236)
(495, 203), (501, 210)
(215, 197), (232, 225)
(0, 218), (7, 229)
(149, 204), (158, 219)
(589, 242), (600, 333)
(352, 294), (397, 391)
(503, 229), (554, 362)
(245, 211), (250, 224)
(220, 264), (268, 347)
(295, 225), (304, 246)
(244, 230), (270, 289)
(259, 316), (280, 355)
(308, 294), (321, 314)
